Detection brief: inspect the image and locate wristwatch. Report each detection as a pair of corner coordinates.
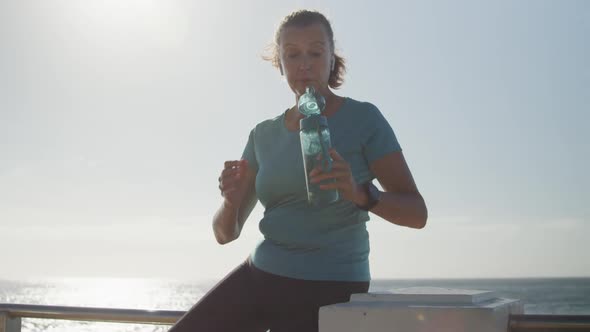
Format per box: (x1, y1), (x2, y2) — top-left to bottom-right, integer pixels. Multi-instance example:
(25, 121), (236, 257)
(356, 181), (381, 211)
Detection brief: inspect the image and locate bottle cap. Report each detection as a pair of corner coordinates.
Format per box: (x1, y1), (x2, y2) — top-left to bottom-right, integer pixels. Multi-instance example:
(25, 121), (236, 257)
(298, 86), (326, 116)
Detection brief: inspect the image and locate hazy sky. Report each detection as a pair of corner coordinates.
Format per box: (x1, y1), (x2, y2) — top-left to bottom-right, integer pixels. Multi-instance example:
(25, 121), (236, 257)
(1, 0), (588, 281)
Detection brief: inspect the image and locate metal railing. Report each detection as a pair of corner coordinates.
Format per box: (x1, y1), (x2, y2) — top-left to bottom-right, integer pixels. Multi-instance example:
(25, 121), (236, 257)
(0, 303), (183, 332)
(2, 303), (590, 331)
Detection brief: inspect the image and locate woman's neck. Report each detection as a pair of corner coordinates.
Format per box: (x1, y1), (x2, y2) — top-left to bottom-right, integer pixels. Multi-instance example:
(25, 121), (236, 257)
(321, 92), (343, 117)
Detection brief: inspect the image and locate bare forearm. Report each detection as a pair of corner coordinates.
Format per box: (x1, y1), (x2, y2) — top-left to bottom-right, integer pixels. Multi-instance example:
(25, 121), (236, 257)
(212, 201), (241, 244)
(215, 162), (258, 244)
(371, 191), (428, 229)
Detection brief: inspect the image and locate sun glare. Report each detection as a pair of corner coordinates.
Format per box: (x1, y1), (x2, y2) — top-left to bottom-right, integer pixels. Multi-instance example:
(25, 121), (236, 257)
(58, 278), (166, 309)
(64, 0), (190, 51)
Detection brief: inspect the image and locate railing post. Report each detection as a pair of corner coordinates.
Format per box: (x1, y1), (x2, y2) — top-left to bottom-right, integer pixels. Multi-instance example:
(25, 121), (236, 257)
(0, 313), (22, 332)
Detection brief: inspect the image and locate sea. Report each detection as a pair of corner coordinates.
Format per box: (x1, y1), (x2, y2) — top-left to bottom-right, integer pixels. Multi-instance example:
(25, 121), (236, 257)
(1, 277), (589, 332)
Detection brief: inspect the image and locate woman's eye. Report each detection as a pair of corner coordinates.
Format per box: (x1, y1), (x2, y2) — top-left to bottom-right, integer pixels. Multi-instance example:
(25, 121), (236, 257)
(311, 52), (322, 57)
(286, 53), (300, 59)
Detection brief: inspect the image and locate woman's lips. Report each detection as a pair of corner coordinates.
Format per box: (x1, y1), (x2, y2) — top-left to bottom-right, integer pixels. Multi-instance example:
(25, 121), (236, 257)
(299, 79), (317, 86)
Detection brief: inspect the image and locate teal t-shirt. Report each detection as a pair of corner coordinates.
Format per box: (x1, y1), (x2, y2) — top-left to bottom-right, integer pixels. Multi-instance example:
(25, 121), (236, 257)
(241, 97), (401, 281)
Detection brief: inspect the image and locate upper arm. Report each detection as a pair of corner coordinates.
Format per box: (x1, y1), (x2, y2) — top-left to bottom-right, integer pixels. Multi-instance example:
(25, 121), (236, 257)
(370, 150), (420, 194)
(359, 103), (408, 191)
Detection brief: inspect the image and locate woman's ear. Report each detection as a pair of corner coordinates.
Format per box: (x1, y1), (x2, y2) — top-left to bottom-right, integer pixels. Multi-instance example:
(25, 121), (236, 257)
(330, 56), (335, 72)
(279, 62), (284, 76)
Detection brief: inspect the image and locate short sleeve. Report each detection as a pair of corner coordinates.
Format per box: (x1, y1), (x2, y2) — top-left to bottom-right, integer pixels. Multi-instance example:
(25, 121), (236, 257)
(363, 105), (402, 164)
(241, 128), (259, 172)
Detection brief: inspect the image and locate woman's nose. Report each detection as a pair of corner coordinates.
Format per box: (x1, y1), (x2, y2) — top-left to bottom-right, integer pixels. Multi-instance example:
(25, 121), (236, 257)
(298, 55), (312, 71)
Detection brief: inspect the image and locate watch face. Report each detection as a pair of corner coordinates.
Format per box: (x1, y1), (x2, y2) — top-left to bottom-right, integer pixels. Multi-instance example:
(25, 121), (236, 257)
(357, 182), (380, 211)
(368, 183), (381, 204)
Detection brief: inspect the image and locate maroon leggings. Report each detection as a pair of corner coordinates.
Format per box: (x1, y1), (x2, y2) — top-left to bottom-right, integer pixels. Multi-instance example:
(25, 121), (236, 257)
(168, 259), (369, 332)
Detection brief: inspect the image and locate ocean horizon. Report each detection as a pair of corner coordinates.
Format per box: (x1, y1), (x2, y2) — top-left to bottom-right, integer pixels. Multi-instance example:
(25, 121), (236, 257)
(1, 276), (589, 331)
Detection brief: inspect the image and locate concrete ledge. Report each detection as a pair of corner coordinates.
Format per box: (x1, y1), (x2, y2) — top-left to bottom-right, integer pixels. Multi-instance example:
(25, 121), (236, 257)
(319, 287), (523, 332)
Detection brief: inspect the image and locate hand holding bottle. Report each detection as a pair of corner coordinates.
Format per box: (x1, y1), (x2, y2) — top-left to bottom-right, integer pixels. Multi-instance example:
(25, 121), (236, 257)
(309, 148), (363, 204)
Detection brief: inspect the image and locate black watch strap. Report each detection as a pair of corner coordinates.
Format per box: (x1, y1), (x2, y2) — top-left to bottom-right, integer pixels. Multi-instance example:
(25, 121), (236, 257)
(356, 182), (381, 211)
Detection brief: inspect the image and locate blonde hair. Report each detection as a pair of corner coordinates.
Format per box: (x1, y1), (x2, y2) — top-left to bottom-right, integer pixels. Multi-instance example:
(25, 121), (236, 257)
(262, 10), (346, 89)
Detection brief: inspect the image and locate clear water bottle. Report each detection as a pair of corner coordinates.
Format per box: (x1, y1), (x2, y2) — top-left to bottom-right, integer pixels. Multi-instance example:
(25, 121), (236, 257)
(298, 86), (339, 206)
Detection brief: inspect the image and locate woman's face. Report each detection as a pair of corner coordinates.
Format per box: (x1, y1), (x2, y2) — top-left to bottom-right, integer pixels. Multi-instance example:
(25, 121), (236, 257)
(278, 23), (333, 97)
